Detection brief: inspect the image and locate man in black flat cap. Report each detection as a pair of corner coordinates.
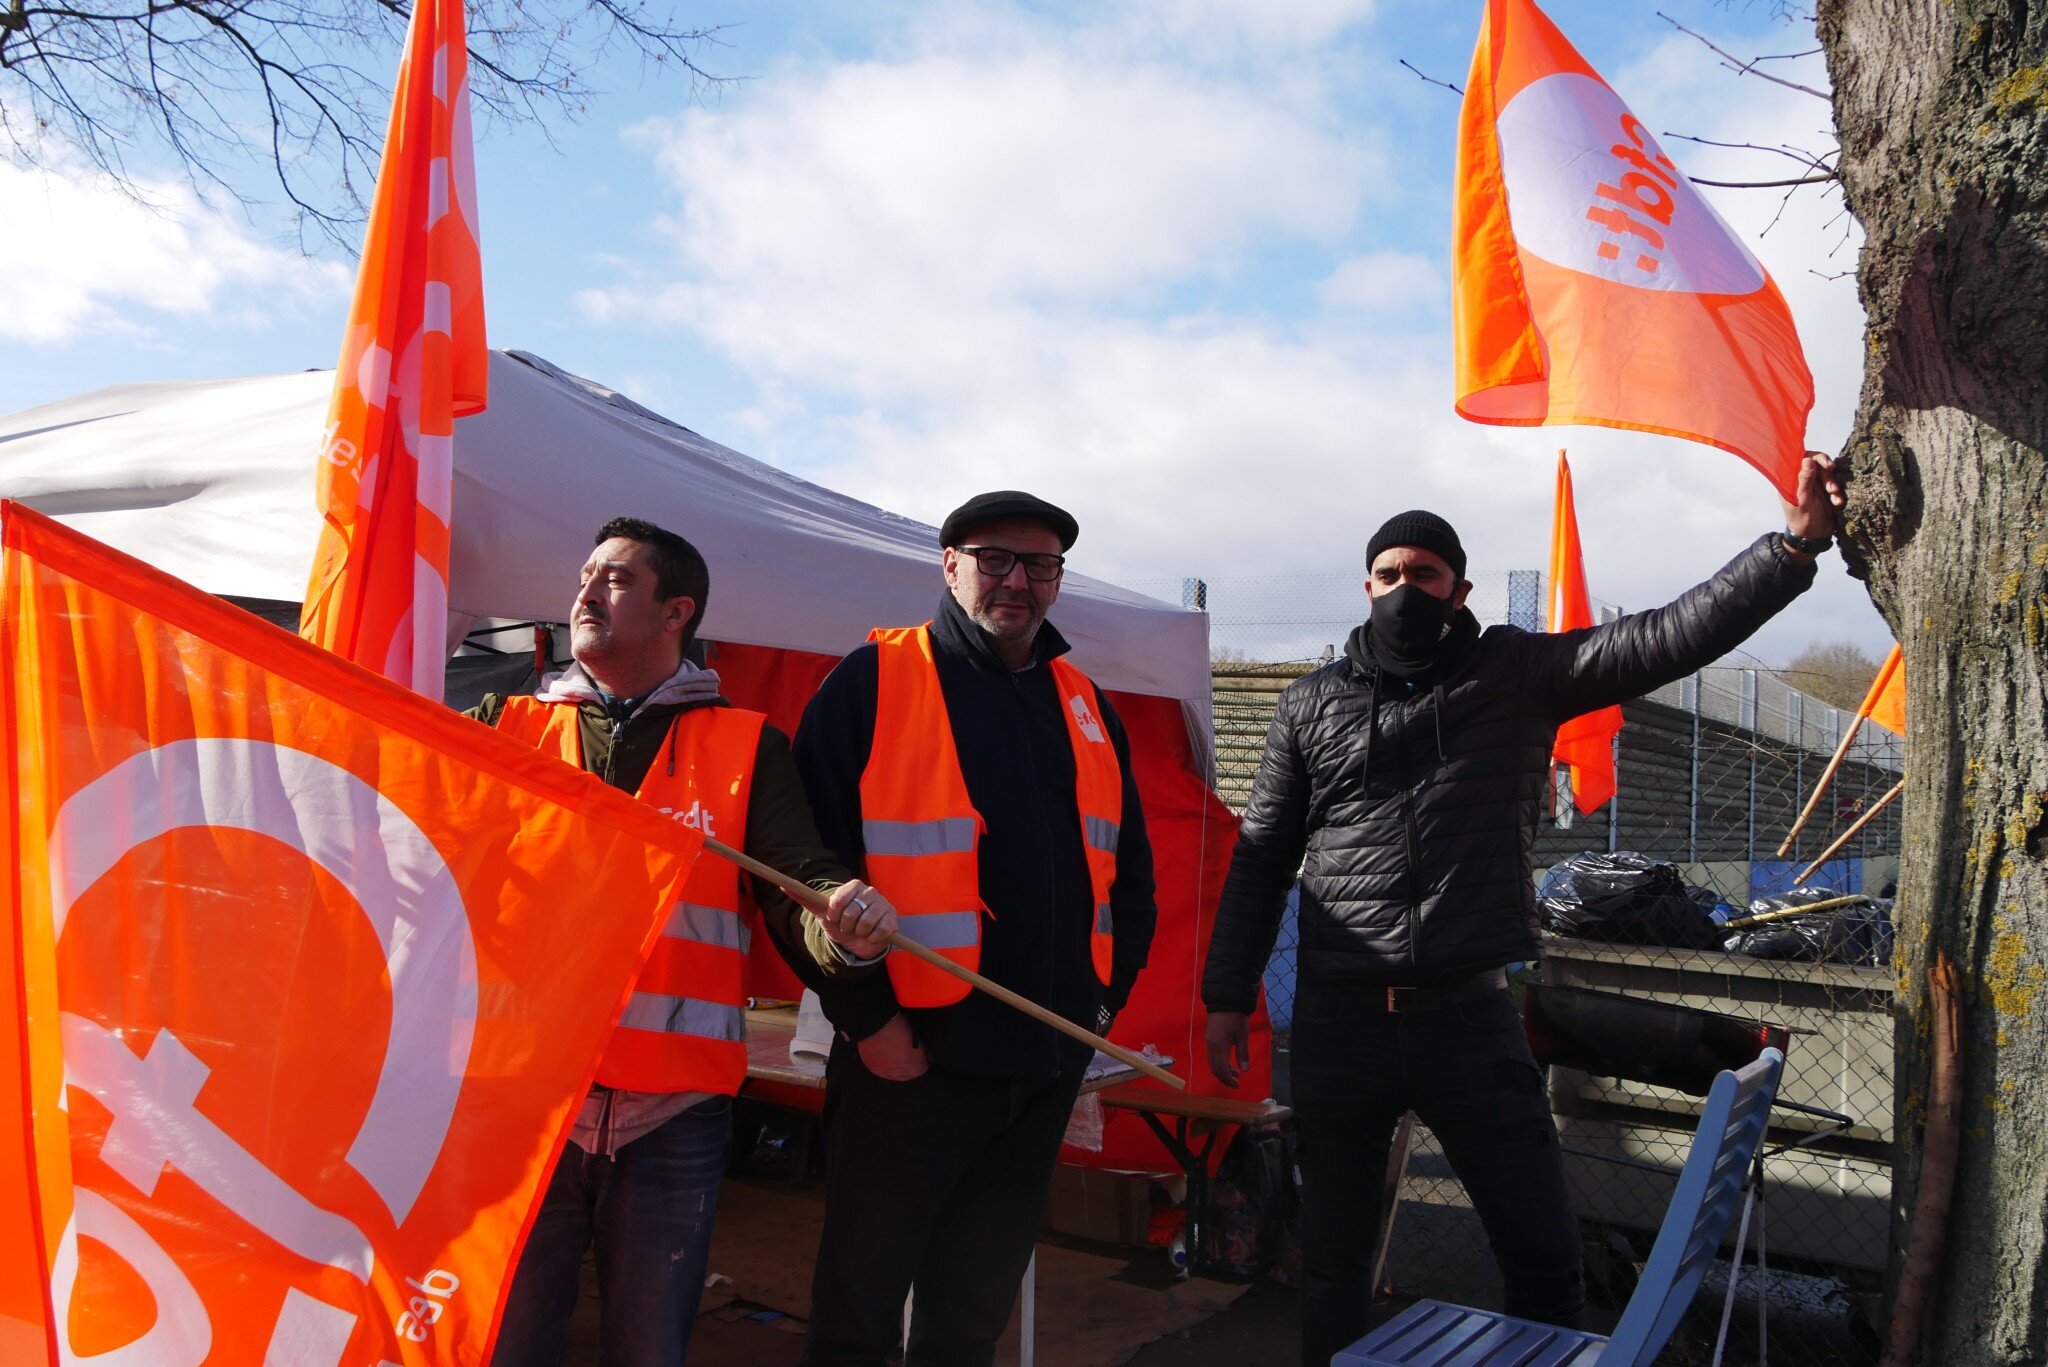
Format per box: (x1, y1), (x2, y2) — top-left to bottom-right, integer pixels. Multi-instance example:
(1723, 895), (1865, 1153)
(792, 490), (1158, 1367)
(1203, 457), (1843, 1363)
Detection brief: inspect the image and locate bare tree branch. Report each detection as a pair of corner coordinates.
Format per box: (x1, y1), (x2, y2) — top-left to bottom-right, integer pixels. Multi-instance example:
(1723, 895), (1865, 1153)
(1690, 171), (1839, 187)
(1397, 58), (1461, 96)
(1662, 131), (1837, 174)
(0, 0), (733, 249)
(1656, 10), (1830, 100)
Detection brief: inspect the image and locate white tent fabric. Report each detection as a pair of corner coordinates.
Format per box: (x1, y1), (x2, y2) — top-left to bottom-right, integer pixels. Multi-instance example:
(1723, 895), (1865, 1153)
(0, 351), (1211, 716)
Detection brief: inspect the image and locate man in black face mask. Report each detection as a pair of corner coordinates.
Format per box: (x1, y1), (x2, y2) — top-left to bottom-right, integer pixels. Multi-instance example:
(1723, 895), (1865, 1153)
(1201, 459), (1842, 1364)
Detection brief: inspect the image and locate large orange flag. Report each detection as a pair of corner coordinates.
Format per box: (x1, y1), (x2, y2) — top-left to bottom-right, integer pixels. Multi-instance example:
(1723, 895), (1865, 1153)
(4, 503), (703, 1365)
(300, 0), (487, 693)
(1858, 644), (1905, 735)
(1549, 453), (1622, 813)
(1453, 0), (1814, 497)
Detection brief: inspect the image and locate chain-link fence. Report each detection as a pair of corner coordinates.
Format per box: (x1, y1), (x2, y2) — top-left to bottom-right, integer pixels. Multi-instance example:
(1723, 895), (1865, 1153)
(1146, 570), (1899, 1365)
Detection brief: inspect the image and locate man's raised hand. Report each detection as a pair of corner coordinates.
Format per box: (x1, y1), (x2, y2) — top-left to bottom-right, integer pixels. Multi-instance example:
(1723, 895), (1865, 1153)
(1784, 450), (1846, 543)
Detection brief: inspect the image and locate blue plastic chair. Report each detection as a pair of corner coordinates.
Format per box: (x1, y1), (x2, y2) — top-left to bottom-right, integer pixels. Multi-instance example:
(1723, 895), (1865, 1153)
(1332, 1047), (1785, 1367)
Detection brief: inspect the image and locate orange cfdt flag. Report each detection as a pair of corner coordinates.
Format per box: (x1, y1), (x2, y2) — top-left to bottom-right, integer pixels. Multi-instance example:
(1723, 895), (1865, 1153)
(1858, 644), (1905, 735)
(1549, 453), (1623, 813)
(0, 727), (65, 1366)
(300, 0), (487, 693)
(4, 502), (703, 1365)
(1453, 0), (1814, 498)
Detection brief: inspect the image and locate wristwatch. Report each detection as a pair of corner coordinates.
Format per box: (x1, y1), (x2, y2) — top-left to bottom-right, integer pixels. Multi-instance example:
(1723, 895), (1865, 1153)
(1780, 529), (1832, 556)
(1095, 1005), (1115, 1034)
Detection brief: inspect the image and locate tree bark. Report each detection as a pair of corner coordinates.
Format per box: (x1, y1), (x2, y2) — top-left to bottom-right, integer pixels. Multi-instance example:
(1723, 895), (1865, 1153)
(1819, 2), (2048, 1362)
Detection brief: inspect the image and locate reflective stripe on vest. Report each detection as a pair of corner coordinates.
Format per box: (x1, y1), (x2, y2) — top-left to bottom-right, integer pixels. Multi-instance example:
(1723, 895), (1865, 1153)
(666, 900), (753, 955)
(892, 909), (983, 952)
(617, 991), (747, 1042)
(1083, 815), (1120, 855)
(496, 695), (762, 1095)
(864, 816), (979, 857)
(1050, 654), (1122, 988)
(862, 626), (1122, 1006)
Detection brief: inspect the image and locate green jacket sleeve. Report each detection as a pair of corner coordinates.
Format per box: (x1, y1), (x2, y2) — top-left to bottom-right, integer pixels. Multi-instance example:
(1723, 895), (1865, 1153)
(744, 723), (882, 983)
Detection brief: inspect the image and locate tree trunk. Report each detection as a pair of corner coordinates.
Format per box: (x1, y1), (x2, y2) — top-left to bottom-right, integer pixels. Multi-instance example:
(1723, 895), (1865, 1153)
(1819, 2), (2048, 1362)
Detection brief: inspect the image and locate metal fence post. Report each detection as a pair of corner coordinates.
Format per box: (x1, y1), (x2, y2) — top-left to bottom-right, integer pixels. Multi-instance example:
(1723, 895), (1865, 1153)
(1507, 569), (1541, 631)
(1607, 730), (1621, 854)
(1743, 670), (1758, 862)
(1793, 690), (1806, 852)
(1685, 672), (1702, 863)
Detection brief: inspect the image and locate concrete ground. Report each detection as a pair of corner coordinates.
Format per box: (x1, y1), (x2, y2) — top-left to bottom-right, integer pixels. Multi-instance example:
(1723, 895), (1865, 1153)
(554, 1154), (1871, 1366)
(563, 1176), (1257, 1366)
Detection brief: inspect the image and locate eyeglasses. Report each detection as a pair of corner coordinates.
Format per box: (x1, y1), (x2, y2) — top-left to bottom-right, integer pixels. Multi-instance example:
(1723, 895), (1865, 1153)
(957, 545), (1066, 582)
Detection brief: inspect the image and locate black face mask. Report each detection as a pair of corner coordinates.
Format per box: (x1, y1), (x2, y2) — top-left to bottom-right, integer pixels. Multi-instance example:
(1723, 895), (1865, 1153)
(1368, 583), (1457, 675)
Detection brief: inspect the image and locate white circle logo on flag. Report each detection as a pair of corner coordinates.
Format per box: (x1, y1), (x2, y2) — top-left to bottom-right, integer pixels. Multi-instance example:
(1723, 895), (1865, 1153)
(1496, 72), (1767, 296)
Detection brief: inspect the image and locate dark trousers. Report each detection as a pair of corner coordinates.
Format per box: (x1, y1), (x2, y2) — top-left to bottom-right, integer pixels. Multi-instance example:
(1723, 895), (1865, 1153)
(1291, 981), (1583, 1367)
(492, 1096), (733, 1367)
(801, 1057), (1085, 1367)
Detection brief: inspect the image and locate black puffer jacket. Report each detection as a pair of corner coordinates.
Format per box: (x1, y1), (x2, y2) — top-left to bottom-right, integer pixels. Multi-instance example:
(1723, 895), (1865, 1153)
(1202, 534), (1816, 1009)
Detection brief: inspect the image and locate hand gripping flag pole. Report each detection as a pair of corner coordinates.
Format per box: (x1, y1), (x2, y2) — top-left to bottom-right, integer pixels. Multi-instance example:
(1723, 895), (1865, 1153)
(700, 837), (1186, 1091)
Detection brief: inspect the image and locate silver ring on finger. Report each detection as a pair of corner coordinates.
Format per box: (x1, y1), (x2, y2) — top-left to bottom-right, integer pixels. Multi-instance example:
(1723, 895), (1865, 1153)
(853, 896), (871, 913)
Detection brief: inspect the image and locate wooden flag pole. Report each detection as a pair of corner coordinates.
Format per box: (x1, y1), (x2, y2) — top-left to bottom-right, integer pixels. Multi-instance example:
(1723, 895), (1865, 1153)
(702, 836), (1187, 1091)
(1794, 780), (1904, 885)
(1719, 893), (1871, 932)
(1777, 710), (1869, 857)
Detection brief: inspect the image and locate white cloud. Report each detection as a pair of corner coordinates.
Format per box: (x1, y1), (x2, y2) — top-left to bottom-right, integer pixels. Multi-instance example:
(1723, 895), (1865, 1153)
(0, 157), (346, 345)
(601, 49), (1373, 312)
(579, 5), (1387, 464)
(1101, 0), (1379, 57)
(584, 3), (1890, 665)
(1318, 250), (1447, 317)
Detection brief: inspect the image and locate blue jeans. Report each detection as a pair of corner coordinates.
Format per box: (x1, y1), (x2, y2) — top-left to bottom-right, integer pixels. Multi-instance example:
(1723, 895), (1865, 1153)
(492, 1096), (733, 1367)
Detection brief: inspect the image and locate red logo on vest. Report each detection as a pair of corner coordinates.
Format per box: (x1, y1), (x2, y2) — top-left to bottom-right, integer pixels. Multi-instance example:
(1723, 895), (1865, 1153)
(1067, 693), (1106, 744)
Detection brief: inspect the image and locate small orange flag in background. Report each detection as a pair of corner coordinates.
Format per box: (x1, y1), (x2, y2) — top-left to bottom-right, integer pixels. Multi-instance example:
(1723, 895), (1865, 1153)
(1548, 453), (1623, 813)
(1858, 644), (1905, 735)
(1453, 0), (1814, 498)
(4, 502), (703, 1365)
(300, 0), (488, 693)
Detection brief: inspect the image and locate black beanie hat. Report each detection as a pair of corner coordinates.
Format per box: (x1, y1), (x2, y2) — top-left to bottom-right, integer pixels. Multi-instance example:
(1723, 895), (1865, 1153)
(1366, 510), (1467, 580)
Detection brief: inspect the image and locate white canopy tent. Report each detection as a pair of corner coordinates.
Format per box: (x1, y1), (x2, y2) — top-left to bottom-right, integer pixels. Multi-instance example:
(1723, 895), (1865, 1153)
(0, 348), (1265, 1137)
(0, 350), (1211, 728)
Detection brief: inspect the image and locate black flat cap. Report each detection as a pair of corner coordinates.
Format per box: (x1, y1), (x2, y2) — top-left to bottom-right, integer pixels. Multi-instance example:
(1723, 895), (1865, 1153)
(938, 490), (1079, 551)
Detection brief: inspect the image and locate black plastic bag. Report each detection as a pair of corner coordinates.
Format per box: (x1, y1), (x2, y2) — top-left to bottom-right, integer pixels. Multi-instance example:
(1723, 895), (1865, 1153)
(1724, 887), (1894, 966)
(1684, 883), (1737, 925)
(1538, 851), (1723, 950)
(1207, 1124), (1299, 1277)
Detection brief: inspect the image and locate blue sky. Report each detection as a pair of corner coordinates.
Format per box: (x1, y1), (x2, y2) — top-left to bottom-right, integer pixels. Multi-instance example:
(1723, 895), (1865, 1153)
(2, 0), (1889, 664)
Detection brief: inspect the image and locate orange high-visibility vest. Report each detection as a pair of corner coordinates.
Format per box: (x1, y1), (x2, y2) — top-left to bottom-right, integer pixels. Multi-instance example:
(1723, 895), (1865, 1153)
(498, 696), (762, 1094)
(863, 626), (1121, 1006)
